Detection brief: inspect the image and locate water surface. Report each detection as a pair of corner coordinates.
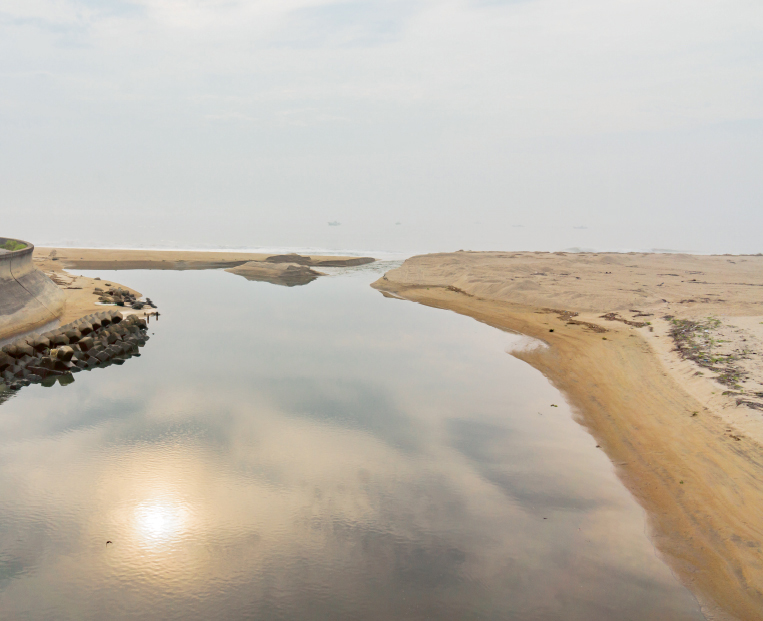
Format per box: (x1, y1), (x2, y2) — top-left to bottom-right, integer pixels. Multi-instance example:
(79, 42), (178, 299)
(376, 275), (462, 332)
(0, 267), (703, 620)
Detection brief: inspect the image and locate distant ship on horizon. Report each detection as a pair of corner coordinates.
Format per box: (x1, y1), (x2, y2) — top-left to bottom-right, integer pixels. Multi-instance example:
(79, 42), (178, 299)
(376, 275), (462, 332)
(328, 221), (341, 226)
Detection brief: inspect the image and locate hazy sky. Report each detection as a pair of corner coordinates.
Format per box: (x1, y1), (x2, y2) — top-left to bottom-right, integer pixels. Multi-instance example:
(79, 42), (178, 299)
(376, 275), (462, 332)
(1, 0), (762, 254)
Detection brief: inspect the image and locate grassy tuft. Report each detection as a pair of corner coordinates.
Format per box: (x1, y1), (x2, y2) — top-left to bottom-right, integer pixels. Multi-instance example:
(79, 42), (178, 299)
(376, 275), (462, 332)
(2, 240), (27, 251)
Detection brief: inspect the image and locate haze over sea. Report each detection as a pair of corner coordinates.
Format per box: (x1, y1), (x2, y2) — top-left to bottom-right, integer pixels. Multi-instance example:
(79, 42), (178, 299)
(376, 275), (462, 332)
(2, 0), (761, 255)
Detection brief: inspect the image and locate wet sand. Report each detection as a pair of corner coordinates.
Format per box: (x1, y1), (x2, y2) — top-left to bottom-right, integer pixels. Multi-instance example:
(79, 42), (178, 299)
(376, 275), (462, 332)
(373, 251), (763, 621)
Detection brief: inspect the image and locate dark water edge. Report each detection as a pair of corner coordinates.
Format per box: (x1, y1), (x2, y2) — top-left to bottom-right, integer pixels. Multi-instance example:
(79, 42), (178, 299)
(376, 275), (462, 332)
(0, 267), (704, 620)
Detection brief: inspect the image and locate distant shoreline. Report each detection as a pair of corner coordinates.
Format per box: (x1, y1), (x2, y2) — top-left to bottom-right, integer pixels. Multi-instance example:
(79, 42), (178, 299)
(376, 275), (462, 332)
(4, 247), (376, 335)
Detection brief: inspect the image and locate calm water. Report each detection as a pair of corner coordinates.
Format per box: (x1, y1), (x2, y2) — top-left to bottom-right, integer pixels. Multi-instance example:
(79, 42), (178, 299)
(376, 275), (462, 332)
(0, 266), (703, 620)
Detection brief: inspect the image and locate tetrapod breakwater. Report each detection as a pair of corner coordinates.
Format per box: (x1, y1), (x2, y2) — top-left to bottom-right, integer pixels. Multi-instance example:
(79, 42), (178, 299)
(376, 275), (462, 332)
(1, 309), (149, 392)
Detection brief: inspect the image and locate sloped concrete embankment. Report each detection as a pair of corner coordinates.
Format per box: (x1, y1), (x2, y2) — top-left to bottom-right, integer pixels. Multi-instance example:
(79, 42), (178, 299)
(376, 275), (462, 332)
(0, 239), (66, 340)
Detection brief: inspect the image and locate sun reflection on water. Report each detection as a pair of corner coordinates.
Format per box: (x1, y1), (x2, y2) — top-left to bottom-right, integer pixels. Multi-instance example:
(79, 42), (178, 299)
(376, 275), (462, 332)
(134, 500), (190, 543)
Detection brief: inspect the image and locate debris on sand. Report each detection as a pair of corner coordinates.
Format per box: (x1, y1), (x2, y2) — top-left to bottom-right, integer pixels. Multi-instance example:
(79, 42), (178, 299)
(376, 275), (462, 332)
(666, 316), (763, 411)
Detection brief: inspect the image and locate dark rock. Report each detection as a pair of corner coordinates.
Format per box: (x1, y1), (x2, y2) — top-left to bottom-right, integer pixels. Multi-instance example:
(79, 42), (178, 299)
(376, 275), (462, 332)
(15, 343), (34, 358)
(58, 374), (75, 387)
(18, 355), (35, 368)
(313, 257), (375, 267)
(56, 346), (74, 362)
(0, 354), (13, 372)
(265, 253), (313, 265)
(50, 334), (70, 346)
(27, 374), (43, 383)
(31, 336), (51, 352)
(79, 337), (95, 352)
(65, 329), (82, 343)
(95, 351), (110, 363)
(27, 366), (50, 379)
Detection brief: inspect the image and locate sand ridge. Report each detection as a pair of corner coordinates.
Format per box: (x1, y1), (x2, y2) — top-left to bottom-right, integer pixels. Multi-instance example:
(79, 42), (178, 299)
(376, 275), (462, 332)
(35, 247), (374, 272)
(374, 251), (763, 621)
(29, 247), (375, 327)
(387, 250), (763, 316)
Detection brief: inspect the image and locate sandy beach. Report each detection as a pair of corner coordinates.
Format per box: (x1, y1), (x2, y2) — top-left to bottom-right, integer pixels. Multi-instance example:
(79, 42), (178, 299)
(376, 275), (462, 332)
(373, 251), (763, 620)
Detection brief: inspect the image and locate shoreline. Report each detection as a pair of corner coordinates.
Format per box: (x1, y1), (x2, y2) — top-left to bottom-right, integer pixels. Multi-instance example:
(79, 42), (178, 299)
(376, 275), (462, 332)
(15, 247), (376, 332)
(373, 252), (763, 621)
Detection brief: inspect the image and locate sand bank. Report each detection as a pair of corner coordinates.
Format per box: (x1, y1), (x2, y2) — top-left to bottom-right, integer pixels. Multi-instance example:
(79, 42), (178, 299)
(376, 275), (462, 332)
(224, 261), (325, 286)
(36, 248), (374, 271)
(27, 247), (373, 327)
(373, 251), (763, 621)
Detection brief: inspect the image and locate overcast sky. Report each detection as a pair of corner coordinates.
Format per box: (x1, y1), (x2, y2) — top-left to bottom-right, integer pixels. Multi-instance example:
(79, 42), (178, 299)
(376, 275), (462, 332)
(1, 0), (761, 254)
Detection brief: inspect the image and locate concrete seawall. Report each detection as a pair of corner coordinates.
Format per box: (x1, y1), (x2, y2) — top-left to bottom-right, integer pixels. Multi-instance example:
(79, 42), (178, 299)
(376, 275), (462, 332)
(0, 239), (66, 340)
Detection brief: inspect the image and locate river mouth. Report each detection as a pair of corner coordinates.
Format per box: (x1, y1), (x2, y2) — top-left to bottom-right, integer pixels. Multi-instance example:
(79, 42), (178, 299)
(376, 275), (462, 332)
(0, 267), (703, 620)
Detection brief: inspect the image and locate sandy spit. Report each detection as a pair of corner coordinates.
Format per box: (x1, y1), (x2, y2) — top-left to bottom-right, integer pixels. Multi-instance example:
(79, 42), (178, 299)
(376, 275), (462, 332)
(373, 251), (763, 621)
(30, 247), (373, 326)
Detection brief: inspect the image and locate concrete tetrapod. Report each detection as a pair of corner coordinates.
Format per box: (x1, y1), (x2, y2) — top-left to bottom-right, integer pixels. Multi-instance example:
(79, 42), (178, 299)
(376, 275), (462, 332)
(1, 309), (150, 392)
